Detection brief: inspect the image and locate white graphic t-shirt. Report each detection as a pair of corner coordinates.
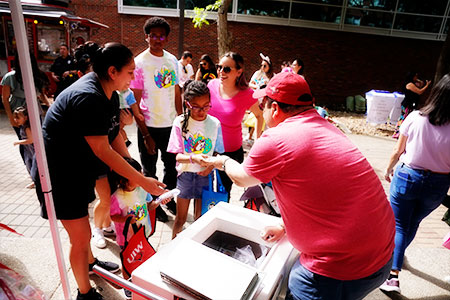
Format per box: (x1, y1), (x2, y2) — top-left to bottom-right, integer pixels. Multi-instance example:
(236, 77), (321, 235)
(167, 115), (224, 174)
(130, 49), (179, 128)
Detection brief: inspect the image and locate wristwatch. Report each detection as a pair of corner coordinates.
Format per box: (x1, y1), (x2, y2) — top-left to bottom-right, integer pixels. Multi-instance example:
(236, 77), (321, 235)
(222, 157), (231, 172)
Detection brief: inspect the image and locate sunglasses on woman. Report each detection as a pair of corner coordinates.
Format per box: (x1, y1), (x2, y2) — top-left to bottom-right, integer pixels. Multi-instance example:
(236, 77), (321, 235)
(216, 64), (234, 73)
(186, 101), (212, 112)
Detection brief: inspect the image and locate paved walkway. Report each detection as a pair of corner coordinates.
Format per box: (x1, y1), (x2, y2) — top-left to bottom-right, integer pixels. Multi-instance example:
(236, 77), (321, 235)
(0, 111), (449, 299)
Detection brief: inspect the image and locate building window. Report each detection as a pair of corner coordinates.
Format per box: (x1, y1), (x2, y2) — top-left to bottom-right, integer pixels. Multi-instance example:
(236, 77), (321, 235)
(237, 0), (290, 18)
(397, 0), (447, 16)
(345, 8), (394, 28)
(291, 2), (342, 23)
(36, 23), (65, 61)
(118, 0), (450, 40)
(123, 0), (177, 8)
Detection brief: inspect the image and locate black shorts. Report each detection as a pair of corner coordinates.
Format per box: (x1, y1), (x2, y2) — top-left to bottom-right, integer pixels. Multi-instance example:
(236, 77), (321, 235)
(33, 162), (96, 220)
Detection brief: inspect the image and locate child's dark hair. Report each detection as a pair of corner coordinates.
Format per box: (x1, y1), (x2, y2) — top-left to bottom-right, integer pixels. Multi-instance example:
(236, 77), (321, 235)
(13, 106), (30, 128)
(181, 80), (210, 135)
(74, 41), (99, 75)
(109, 157), (142, 193)
(144, 16), (170, 35)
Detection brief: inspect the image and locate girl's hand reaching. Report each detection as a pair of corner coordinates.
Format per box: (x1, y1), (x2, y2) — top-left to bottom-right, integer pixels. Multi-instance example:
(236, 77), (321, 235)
(198, 165), (214, 177)
(147, 196), (171, 210)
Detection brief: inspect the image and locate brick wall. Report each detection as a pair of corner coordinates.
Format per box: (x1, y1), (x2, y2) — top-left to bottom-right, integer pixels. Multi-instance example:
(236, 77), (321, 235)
(71, 0), (443, 107)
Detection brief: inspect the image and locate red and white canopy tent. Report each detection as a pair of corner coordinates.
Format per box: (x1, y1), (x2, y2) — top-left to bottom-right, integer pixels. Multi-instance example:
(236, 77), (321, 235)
(8, 0), (72, 298)
(8, 2), (167, 299)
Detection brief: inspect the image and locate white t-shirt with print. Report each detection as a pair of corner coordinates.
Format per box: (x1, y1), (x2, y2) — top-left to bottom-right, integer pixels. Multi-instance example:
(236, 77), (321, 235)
(131, 49), (179, 128)
(167, 115), (224, 174)
(178, 61), (194, 88)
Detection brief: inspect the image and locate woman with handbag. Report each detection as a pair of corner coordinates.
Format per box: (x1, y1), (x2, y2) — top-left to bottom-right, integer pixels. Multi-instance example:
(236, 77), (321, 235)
(167, 80), (224, 238)
(381, 74), (450, 294)
(207, 52), (263, 196)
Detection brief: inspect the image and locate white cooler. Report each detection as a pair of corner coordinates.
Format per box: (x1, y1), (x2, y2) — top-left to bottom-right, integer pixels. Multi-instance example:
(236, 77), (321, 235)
(132, 202), (298, 300)
(365, 90), (404, 124)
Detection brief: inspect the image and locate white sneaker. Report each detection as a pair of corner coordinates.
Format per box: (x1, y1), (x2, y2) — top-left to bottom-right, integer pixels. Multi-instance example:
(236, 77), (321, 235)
(379, 278), (401, 293)
(102, 225), (116, 237)
(92, 227), (106, 249)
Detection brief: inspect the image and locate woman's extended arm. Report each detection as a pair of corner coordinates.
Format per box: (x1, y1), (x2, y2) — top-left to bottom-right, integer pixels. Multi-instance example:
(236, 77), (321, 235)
(85, 135), (166, 195)
(384, 134), (407, 182)
(406, 80), (431, 95)
(249, 101), (264, 138)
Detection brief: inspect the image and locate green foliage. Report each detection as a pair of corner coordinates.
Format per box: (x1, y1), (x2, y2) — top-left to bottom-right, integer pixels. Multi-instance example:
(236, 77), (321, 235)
(192, 0), (222, 28)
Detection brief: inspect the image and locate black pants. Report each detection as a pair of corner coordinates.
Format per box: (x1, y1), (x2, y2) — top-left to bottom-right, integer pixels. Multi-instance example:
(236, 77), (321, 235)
(137, 126), (177, 190)
(218, 147), (244, 200)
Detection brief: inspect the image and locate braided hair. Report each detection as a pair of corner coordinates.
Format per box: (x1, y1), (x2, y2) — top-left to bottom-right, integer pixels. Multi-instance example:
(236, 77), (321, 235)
(181, 80), (210, 135)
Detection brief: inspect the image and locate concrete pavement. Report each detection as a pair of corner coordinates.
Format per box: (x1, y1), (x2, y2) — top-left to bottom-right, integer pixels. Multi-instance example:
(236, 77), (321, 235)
(0, 111), (449, 299)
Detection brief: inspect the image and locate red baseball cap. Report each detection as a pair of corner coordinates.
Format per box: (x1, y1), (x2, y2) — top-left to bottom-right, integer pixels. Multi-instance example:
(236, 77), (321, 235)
(253, 72), (313, 106)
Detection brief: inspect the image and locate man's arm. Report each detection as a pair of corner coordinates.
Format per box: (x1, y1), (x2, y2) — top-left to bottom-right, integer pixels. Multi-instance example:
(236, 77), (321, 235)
(207, 155), (261, 188)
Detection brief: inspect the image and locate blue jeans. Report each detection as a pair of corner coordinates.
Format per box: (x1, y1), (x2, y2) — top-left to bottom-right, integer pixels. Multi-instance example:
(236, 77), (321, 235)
(287, 256), (392, 300)
(390, 163), (450, 271)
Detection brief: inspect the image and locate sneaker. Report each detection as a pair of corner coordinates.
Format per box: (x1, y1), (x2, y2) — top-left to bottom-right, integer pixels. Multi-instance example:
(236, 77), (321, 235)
(379, 278), (401, 293)
(92, 228), (106, 249)
(165, 199), (177, 216)
(102, 226), (116, 237)
(123, 288), (132, 299)
(76, 288), (104, 300)
(89, 258), (120, 275)
(26, 182), (35, 189)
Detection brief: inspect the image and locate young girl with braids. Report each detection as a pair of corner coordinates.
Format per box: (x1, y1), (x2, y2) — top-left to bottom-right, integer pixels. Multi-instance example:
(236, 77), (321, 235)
(167, 80), (224, 238)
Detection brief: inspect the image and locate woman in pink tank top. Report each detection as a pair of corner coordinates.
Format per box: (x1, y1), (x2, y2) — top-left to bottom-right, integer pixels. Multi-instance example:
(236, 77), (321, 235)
(207, 52), (263, 196)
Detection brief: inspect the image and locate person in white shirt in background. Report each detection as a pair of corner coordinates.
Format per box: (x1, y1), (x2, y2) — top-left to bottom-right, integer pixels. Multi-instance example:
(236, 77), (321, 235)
(178, 51), (195, 89)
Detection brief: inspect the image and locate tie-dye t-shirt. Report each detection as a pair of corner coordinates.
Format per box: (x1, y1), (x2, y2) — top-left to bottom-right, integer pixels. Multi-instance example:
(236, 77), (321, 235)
(130, 49), (179, 128)
(167, 115), (224, 174)
(110, 187), (153, 247)
(118, 88), (136, 109)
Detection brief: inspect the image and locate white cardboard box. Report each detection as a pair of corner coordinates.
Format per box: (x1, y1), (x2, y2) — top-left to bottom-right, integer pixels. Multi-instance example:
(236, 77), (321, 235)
(132, 202), (298, 300)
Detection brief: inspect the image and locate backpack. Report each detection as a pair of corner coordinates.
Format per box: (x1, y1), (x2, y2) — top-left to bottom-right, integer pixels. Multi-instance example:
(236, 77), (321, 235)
(240, 183), (280, 217)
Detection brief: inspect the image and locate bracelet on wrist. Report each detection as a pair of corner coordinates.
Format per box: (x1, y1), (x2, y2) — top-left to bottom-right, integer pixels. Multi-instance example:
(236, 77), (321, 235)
(189, 155), (194, 164)
(143, 133), (150, 138)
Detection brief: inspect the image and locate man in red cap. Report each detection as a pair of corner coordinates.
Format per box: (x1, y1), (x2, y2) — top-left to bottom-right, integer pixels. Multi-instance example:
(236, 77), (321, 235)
(206, 72), (395, 300)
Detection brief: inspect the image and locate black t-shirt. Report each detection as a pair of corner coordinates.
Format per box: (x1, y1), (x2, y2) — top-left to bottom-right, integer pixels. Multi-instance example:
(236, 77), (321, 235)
(42, 72), (120, 180)
(50, 55), (78, 94)
(50, 55), (76, 77)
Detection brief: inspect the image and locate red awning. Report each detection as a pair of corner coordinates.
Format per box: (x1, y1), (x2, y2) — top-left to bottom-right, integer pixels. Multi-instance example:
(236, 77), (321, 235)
(0, 1), (109, 28)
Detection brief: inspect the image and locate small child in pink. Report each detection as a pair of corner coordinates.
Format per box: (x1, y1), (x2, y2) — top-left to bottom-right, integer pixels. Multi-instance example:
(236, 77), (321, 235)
(109, 156), (170, 298)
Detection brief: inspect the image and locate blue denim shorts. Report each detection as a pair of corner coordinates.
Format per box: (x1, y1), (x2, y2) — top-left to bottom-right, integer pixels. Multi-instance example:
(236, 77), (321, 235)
(176, 172), (209, 199)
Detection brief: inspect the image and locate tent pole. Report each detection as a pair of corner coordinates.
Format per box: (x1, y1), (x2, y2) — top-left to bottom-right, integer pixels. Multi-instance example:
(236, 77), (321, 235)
(8, 1), (72, 299)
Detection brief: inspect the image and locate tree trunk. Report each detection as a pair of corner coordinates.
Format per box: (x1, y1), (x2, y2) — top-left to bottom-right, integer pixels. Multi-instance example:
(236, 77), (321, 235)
(434, 33), (450, 85)
(217, 0), (232, 57)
